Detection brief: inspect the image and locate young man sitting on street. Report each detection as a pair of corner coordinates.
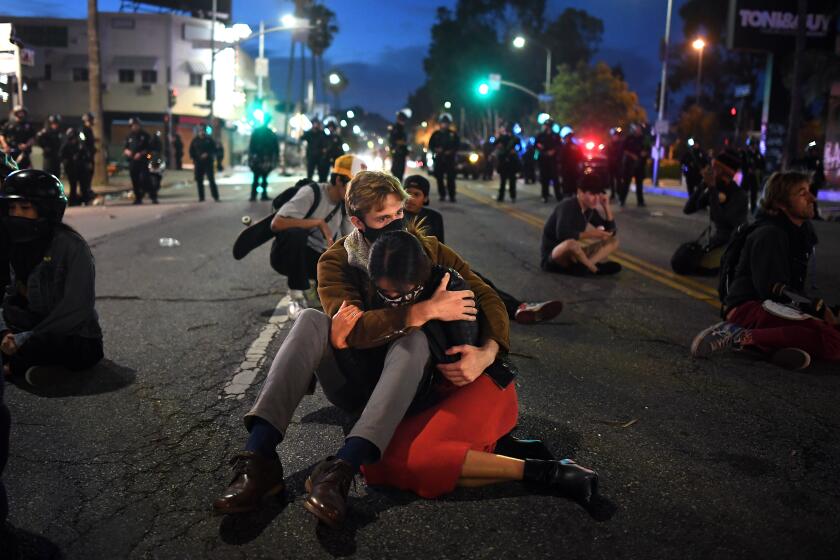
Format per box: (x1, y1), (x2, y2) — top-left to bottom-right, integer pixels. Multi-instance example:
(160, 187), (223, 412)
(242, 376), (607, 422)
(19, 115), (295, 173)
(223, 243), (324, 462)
(691, 171), (840, 370)
(540, 168), (621, 276)
(403, 174), (563, 325)
(269, 154), (362, 315)
(213, 171), (509, 527)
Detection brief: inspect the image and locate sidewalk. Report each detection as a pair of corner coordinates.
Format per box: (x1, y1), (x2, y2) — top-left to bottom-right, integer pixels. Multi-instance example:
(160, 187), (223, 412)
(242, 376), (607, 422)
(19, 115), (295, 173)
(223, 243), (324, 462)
(91, 168), (194, 196)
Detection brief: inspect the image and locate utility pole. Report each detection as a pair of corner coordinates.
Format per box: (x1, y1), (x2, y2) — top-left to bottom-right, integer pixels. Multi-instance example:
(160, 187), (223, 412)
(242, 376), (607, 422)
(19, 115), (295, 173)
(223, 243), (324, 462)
(87, 0), (108, 186)
(652, 0), (673, 187)
(783, 0), (807, 169)
(208, 0), (217, 126)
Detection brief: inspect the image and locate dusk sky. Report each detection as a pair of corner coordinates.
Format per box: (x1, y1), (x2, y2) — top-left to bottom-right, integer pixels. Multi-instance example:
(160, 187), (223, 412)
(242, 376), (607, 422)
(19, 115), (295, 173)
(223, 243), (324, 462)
(2, 0), (689, 118)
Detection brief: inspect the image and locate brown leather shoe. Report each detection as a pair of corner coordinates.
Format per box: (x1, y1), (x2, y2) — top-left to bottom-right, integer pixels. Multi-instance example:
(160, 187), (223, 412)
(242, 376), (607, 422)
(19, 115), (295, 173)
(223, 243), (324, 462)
(212, 451), (285, 514)
(303, 457), (355, 527)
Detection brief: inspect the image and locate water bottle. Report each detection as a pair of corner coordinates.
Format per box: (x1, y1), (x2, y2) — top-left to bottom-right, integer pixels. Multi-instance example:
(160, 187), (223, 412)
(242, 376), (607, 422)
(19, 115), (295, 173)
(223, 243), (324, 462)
(159, 237), (181, 247)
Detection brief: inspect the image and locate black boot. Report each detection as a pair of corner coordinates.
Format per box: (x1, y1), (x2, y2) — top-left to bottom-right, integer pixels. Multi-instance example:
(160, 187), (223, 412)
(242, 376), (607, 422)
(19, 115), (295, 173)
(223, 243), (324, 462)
(494, 434), (554, 461)
(523, 459), (598, 503)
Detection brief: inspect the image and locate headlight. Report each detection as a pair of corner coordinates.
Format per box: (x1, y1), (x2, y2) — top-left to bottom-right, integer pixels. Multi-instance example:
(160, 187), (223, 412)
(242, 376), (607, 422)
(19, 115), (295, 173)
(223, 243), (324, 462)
(468, 153), (479, 163)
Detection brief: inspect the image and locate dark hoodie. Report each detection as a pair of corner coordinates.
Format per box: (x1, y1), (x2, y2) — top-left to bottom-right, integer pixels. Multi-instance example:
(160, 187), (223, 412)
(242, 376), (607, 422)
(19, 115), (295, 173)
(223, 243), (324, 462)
(724, 210), (818, 310)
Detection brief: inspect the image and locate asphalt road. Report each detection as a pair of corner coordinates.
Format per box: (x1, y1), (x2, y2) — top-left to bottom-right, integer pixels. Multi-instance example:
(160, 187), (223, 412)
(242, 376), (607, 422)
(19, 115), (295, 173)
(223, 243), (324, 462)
(3, 168), (839, 559)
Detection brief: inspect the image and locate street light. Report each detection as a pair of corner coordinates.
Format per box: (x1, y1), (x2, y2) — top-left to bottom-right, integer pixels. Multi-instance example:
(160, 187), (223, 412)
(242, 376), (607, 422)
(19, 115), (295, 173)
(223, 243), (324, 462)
(512, 35), (551, 102)
(692, 37), (706, 106)
(346, 109), (355, 118)
(328, 72), (342, 86)
(281, 14), (297, 27)
(443, 101), (452, 109)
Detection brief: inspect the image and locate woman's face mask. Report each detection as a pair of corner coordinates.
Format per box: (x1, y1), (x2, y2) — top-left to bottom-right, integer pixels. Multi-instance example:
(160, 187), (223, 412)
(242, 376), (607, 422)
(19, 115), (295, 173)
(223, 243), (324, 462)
(375, 282), (424, 308)
(2, 215), (51, 243)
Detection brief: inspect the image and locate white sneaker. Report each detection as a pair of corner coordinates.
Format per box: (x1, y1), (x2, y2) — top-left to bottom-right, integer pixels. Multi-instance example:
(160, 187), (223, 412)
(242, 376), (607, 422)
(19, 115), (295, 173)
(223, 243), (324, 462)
(287, 298), (307, 321)
(288, 289), (305, 300)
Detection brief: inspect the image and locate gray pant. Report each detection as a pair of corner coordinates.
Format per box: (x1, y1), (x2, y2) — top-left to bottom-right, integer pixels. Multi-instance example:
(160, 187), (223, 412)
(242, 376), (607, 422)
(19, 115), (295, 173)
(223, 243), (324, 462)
(246, 308), (430, 454)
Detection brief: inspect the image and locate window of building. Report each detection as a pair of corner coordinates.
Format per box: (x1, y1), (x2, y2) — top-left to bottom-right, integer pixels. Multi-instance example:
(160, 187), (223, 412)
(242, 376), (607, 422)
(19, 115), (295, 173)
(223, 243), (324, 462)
(118, 69), (135, 83)
(189, 73), (204, 87)
(72, 67), (89, 82)
(141, 70), (157, 84)
(43, 64), (51, 81)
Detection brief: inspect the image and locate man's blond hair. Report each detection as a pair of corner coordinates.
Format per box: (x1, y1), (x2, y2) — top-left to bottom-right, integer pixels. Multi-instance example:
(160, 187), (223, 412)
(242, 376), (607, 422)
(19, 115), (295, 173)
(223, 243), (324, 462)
(345, 170), (408, 219)
(759, 170), (811, 215)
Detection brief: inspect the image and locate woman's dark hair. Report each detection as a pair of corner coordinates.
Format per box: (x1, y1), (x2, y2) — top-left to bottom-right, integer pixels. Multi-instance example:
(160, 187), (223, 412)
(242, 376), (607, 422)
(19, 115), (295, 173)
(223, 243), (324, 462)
(369, 231), (432, 293)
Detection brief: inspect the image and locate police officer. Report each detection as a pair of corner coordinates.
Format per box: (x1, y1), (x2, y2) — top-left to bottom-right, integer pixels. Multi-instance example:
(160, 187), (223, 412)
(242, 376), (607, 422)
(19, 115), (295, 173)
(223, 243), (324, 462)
(620, 124), (649, 207)
(605, 127), (625, 200)
(0, 106), (36, 170)
(481, 134), (496, 181)
(739, 139), (764, 213)
(793, 141), (825, 220)
(248, 123), (278, 201)
(559, 130), (583, 198)
(123, 117), (153, 205)
(680, 138), (709, 198)
(495, 123), (521, 202)
(389, 109), (410, 182)
(322, 118), (344, 180)
(60, 127), (94, 206)
(302, 118), (326, 181)
(189, 126), (219, 202)
(80, 112), (97, 165)
(522, 139), (537, 184)
(145, 131), (165, 204)
(428, 113), (459, 202)
(535, 119), (561, 202)
(35, 115), (64, 178)
(172, 132), (184, 170)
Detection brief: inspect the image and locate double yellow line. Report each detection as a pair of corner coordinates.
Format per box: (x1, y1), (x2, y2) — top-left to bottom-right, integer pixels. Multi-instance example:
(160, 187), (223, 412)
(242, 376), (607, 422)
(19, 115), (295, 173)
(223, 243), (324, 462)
(459, 187), (720, 310)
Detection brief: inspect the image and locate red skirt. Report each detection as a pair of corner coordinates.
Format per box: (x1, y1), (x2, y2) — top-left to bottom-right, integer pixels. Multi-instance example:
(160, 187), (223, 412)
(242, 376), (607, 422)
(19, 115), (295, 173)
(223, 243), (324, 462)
(362, 374), (519, 498)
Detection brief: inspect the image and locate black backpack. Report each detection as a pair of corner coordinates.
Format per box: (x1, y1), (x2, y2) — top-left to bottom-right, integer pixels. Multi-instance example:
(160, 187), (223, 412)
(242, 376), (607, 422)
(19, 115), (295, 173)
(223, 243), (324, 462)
(717, 221), (763, 305)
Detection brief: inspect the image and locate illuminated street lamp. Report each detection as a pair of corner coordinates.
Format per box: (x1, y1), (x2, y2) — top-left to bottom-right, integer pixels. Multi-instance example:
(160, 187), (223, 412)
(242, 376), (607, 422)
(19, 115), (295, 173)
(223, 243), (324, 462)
(346, 109), (355, 118)
(443, 101), (452, 109)
(328, 72), (342, 86)
(512, 35), (551, 101)
(692, 37), (706, 106)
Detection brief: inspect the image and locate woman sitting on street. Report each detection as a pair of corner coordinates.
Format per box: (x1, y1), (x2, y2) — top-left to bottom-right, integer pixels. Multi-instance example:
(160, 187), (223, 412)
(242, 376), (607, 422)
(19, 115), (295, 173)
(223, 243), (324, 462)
(331, 229), (599, 501)
(0, 169), (103, 385)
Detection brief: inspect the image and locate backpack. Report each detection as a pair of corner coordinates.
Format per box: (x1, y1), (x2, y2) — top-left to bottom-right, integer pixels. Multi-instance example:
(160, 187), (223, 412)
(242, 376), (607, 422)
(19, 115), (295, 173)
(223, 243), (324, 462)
(272, 180), (321, 217)
(671, 226), (710, 275)
(717, 221), (763, 305)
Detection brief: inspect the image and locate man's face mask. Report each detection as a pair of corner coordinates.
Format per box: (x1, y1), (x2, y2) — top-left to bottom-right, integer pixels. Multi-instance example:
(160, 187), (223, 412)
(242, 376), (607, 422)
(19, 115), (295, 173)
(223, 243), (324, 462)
(376, 283), (424, 308)
(2, 215), (51, 243)
(361, 217), (405, 244)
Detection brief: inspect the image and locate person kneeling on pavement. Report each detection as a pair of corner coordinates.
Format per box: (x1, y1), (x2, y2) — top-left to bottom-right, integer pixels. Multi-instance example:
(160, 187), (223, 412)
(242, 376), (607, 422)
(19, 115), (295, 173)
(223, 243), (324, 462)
(403, 174), (563, 324)
(212, 171), (508, 527)
(540, 168), (621, 276)
(673, 150), (748, 275)
(269, 155), (360, 315)
(691, 171), (839, 370)
(0, 170), (103, 385)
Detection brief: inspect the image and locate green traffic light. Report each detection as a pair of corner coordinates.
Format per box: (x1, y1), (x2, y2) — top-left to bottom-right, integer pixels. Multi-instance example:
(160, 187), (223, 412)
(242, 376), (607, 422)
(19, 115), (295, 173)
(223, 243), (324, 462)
(477, 82), (490, 96)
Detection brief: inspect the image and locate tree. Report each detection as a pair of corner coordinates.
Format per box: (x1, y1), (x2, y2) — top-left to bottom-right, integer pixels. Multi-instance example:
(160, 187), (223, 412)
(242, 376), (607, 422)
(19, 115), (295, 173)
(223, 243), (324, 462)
(87, 0), (107, 186)
(676, 105), (719, 151)
(547, 62), (647, 133)
(305, 3), (338, 104)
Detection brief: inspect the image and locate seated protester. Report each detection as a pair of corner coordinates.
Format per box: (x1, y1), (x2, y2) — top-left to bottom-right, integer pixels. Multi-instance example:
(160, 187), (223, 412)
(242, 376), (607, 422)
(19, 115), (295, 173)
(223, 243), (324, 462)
(358, 231), (598, 501)
(677, 150), (748, 274)
(691, 171), (840, 370)
(0, 170), (103, 385)
(403, 174), (563, 325)
(269, 154), (360, 312)
(213, 171), (507, 527)
(540, 168), (621, 276)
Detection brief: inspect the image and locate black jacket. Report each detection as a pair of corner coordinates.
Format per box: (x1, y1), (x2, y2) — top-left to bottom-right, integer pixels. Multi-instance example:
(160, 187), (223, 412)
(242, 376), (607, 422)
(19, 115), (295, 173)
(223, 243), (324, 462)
(724, 212), (818, 310)
(389, 122), (408, 158)
(36, 128), (63, 161)
(429, 129), (459, 163)
(683, 180), (748, 248)
(189, 136), (216, 165)
(535, 131), (560, 164)
(124, 129), (151, 159)
(302, 128), (326, 161)
(495, 134), (521, 172)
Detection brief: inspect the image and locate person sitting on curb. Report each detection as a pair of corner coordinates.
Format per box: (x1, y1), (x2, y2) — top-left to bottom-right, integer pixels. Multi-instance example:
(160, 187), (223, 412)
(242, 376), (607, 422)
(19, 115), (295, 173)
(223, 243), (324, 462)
(691, 171), (840, 370)
(212, 171), (508, 527)
(403, 174), (563, 324)
(540, 168), (621, 276)
(675, 150), (748, 275)
(0, 170), (103, 386)
(269, 155), (361, 317)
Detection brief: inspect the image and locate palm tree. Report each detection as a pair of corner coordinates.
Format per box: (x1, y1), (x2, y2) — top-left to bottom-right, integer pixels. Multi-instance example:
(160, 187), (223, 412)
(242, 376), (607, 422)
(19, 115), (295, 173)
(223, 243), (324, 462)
(87, 0), (107, 186)
(305, 3), (338, 104)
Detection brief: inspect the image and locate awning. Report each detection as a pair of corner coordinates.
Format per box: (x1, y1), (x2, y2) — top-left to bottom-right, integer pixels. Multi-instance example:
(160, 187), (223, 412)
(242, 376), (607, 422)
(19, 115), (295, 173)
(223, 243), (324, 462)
(186, 60), (209, 75)
(110, 56), (159, 70)
(62, 54), (88, 67)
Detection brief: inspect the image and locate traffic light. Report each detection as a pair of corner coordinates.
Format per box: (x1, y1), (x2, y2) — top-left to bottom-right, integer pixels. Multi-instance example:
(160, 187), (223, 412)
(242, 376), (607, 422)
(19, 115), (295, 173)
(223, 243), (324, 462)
(168, 87), (178, 108)
(477, 82), (490, 96)
(729, 107), (737, 116)
(248, 98), (267, 125)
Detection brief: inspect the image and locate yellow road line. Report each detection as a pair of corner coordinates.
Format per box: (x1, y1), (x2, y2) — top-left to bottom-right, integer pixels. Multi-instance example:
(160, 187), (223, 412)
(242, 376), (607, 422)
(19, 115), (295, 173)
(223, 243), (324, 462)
(459, 186), (720, 309)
